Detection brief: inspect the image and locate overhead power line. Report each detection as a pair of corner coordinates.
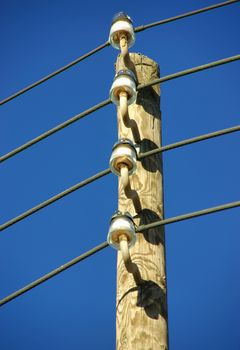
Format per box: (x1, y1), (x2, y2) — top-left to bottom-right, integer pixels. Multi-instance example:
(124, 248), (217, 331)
(0, 168), (111, 231)
(137, 54), (240, 90)
(0, 98), (111, 163)
(0, 200), (239, 307)
(138, 125), (240, 160)
(0, 124), (239, 232)
(1, 54), (239, 164)
(0, 241), (109, 307)
(0, 42), (110, 106)
(136, 201), (240, 232)
(135, 0), (240, 32)
(1, 0), (239, 107)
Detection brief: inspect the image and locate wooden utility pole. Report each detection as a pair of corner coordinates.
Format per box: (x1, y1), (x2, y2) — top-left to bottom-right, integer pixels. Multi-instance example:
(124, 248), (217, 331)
(116, 53), (168, 350)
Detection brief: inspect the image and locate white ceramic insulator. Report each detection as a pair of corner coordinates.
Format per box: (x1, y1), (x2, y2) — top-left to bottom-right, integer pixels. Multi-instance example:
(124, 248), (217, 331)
(110, 75), (137, 106)
(107, 216), (136, 250)
(109, 144), (137, 176)
(109, 20), (135, 49)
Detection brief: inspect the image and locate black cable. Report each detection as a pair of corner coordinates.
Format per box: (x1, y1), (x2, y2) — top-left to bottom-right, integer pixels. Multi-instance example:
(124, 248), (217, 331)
(0, 41), (110, 106)
(1, 0), (239, 107)
(0, 168), (111, 232)
(0, 200), (239, 307)
(0, 124), (238, 232)
(1, 54), (239, 164)
(0, 241), (109, 307)
(0, 99), (111, 163)
(138, 125), (240, 160)
(135, 0), (240, 33)
(137, 54), (240, 90)
(136, 201), (240, 232)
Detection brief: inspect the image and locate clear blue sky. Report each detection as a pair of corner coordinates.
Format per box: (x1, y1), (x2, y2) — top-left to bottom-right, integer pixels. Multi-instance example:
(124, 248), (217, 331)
(1, 1), (239, 349)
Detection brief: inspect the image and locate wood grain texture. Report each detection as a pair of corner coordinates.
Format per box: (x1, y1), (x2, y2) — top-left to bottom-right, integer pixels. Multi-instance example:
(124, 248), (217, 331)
(116, 53), (168, 350)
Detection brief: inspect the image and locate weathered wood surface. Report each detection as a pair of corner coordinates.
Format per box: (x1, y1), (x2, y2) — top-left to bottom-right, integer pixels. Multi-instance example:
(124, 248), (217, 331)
(116, 53), (168, 350)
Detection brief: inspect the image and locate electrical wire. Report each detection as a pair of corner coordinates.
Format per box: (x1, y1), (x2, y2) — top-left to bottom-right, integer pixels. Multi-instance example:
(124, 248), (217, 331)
(136, 201), (240, 232)
(138, 125), (240, 160)
(0, 168), (111, 232)
(0, 0), (239, 310)
(137, 54), (240, 90)
(1, 0), (239, 106)
(0, 200), (239, 307)
(0, 241), (109, 307)
(0, 124), (238, 232)
(0, 99), (111, 163)
(0, 42), (110, 106)
(135, 0), (240, 33)
(1, 54), (239, 164)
